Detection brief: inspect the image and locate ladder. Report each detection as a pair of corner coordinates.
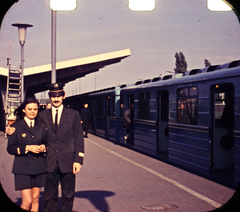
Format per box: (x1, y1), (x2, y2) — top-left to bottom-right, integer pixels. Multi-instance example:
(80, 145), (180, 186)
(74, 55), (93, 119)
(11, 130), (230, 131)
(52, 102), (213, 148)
(5, 65), (21, 126)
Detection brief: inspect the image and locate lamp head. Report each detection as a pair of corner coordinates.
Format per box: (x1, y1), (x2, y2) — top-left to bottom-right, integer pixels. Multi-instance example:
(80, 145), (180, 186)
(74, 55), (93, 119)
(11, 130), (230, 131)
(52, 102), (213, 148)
(12, 23), (33, 45)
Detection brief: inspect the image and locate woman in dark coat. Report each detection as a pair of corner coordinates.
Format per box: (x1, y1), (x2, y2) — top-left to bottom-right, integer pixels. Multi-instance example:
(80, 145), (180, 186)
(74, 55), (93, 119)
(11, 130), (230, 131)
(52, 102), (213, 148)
(7, 98), (47, 211)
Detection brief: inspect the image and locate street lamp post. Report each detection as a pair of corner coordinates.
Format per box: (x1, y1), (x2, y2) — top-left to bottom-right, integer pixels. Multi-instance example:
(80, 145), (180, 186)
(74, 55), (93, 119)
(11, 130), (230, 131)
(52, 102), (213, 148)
(12, 23), (33, 103)
(50, 1), (77, 83)
(51, 10), (57, 83)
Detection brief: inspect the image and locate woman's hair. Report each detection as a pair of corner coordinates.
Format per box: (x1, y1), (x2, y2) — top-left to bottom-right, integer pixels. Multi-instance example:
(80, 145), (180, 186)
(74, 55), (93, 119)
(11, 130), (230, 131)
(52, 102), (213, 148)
(15, 98), (40, 119)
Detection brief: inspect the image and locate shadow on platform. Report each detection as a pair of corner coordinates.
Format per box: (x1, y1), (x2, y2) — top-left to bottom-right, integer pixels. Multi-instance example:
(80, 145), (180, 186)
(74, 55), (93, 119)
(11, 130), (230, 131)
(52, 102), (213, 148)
(2, 185), (114, 212)
(38, 190), (115, 212)
(75, 190), (115, 212)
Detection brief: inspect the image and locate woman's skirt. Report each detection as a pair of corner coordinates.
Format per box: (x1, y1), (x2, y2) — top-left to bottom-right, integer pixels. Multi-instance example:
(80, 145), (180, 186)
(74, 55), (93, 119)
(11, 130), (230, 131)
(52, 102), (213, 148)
(14, 173), (46, 191)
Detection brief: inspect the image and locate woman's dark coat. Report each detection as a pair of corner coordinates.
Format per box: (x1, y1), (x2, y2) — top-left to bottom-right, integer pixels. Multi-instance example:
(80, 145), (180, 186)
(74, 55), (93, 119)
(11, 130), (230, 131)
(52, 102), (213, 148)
(7, 118), (48, 175)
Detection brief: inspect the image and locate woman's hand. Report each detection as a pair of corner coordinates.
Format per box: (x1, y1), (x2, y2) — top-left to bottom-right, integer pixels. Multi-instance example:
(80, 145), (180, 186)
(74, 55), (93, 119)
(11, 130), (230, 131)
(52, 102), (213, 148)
(26, 145), (42, 154)
(39, 144), (46, 152)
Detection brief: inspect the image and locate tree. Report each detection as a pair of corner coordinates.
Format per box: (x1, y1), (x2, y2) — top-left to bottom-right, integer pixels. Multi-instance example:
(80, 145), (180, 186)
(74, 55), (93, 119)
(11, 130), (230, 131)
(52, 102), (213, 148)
(174, 52), (187, 73)
(204, 59), (211, 67)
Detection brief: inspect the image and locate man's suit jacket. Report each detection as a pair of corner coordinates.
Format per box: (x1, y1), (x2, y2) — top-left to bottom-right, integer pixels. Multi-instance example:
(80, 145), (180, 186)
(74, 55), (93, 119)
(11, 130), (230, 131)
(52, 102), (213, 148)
(38, 107), (84, 173)
(80, 108), (90, 123)
(7, 119), (48, 175)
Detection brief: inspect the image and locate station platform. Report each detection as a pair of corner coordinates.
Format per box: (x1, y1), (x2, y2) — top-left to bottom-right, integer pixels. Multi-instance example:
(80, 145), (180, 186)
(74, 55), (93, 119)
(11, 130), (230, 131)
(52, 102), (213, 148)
(0, 132), (238, 212)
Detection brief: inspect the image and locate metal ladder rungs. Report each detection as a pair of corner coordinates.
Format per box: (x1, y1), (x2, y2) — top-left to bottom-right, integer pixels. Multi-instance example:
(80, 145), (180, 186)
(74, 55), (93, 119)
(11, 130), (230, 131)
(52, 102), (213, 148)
(9, 69), (21, 73)
(9, 76), (20, 79)
(8, 94), (21, 98)
(5, 66), (21, 131)
(7, 99), (20, 103)
(9, 82), (21, 86)
(9, 88), (20, 91)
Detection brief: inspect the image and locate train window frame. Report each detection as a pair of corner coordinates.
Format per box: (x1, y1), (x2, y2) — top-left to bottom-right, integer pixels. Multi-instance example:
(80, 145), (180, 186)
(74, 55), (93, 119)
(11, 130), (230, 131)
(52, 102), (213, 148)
(138, 92), (151, 120)
(177, 87), (198, 125)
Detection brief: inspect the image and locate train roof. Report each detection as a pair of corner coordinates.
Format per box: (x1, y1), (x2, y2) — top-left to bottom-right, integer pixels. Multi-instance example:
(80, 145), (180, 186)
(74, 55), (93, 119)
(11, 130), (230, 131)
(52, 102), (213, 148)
(121, 60), (240, 92)
(65, 60), (240, 99)
(88, 86), (117, 96)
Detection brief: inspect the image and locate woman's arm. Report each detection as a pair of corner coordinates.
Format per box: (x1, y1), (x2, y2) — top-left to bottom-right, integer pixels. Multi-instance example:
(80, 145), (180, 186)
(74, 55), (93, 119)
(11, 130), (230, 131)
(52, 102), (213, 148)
(7, 130), (45, 155)
(39, 126), (48, 153)
(7, 131), (27, 155)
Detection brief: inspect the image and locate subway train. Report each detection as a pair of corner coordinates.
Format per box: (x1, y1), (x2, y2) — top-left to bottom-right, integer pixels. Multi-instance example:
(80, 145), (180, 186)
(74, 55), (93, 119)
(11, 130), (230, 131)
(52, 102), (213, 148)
(64, 60), (240, 189)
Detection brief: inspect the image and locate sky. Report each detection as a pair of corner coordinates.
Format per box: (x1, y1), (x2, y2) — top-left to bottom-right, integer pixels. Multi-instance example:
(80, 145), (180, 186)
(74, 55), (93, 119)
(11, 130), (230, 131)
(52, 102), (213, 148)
(0, 0), (240, 97)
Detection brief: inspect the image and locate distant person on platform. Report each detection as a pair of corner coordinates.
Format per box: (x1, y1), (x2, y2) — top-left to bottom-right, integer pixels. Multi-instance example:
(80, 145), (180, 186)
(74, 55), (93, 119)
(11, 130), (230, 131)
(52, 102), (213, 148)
(46, 102), (51, 110)
(80, 103), (91, 138)
(6, 82), (85, 212)
(124, 103), (134, 144)
(7, 98), (48, 212)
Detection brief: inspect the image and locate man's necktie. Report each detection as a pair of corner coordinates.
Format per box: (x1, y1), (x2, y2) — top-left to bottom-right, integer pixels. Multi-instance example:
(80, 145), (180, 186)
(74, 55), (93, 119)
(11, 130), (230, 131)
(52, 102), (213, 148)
(30, 121), (33, 128)
(55, 109), (58, 131)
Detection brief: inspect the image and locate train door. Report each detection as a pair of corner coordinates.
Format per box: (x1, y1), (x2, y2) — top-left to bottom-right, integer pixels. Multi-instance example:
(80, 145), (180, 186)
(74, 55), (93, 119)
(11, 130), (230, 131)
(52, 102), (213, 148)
(105, 96), (110, 136)
(157, 91), (169, 157)
(210, 83), (234, 172)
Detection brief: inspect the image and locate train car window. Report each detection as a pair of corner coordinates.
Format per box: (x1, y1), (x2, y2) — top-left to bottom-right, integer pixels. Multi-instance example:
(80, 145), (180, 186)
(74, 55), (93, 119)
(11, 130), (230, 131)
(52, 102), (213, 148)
(93, 99), (97, 115)
(213, 83), (234, 131)
(139, 93), (144, 99)
(189, 87), (198, 96)
(177, 87), (198, 125)
(146, 92), (150, 99)
(214, 83), (234, 129)
(97, 97), (103, 115)
(106, 96), (111, 116)
(215, 92), (225, 120)
(177, 88), (188, 97)
(120, 95), (124, 117)
(112, 97), (115, 117)
(138, 92), (150, 120)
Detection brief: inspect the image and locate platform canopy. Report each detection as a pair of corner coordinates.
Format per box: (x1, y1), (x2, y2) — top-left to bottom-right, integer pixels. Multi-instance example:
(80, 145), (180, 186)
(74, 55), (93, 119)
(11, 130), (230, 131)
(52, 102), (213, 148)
(0, 48), (131, 95)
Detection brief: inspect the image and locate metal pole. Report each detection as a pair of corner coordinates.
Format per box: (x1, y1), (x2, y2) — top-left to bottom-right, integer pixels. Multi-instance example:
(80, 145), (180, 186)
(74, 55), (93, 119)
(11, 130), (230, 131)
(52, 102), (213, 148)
(95, 73), (96, 90)
(12, 23), (33, 102)
(51, 10), (57, 83)
(79, 78), (81, 94)
(20, 43), (24, 102)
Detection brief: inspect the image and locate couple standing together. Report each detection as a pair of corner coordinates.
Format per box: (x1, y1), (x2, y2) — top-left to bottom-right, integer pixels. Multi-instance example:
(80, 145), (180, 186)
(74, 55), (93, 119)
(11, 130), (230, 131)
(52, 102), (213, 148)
(6, 83), (84, 212)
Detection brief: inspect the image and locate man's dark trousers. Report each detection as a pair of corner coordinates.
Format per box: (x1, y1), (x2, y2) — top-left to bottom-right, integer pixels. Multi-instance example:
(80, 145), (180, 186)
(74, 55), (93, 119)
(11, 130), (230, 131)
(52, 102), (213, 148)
(44, 162), (75, 212)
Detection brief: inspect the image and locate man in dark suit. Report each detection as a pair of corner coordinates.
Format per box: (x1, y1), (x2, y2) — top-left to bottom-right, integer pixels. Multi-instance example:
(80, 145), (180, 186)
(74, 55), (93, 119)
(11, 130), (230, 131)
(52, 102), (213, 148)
(39, 83), (84, 212)
(80, 102), (91, 138)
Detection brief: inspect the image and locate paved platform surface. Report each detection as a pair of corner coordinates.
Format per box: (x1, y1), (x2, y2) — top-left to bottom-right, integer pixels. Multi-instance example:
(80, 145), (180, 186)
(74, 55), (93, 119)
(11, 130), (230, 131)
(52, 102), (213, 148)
(0, 132), (236, 212)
